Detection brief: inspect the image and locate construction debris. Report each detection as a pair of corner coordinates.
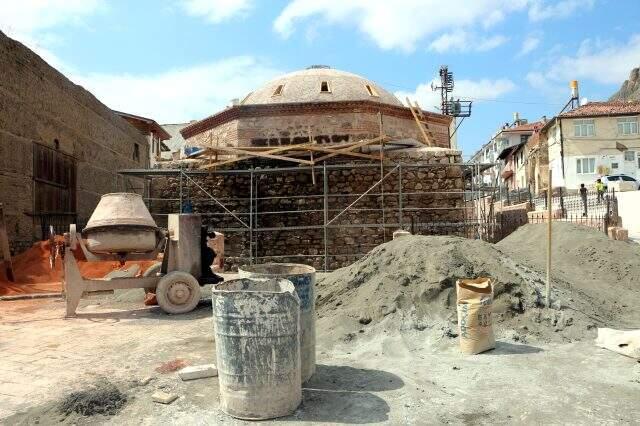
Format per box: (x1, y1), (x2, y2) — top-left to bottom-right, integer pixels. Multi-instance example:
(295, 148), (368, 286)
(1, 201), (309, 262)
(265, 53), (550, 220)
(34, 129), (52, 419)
(596, 328), (640, 359)
(178, 364), (218, 381)
(152, 391), (179, 405)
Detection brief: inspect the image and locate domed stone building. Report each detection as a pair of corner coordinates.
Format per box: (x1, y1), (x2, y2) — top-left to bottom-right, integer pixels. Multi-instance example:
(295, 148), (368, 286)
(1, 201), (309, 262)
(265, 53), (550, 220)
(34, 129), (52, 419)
(180, 65), (453, 152)
(148, 66), (466, 271)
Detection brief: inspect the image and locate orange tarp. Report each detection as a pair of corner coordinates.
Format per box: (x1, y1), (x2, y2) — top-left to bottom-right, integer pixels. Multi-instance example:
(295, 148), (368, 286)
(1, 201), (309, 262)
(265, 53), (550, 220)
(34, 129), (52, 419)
(0, 240), (157, 296)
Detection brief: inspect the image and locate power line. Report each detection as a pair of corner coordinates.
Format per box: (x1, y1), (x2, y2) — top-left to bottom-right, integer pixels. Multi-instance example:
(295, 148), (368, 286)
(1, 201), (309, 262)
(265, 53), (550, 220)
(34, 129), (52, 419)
(379, 80), (563, 107)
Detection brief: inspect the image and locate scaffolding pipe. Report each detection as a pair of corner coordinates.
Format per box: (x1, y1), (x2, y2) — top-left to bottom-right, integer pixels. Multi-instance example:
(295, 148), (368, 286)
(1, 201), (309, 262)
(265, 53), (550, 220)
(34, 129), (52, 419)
(326, 165), (399, 227)
(323, 162), (328, 272)
(181, 170), (249, 228)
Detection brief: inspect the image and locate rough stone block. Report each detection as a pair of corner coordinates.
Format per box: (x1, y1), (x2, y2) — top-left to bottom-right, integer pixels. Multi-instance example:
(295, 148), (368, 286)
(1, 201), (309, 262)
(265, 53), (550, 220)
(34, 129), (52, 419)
(178, 364), (218, 381)
(152, 391), (179, 404)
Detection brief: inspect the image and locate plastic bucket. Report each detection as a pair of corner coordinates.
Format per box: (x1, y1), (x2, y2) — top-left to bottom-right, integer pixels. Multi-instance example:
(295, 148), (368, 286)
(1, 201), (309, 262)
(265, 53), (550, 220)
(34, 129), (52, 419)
(238, 263), (316, 382)
(212, 278), (301, 420)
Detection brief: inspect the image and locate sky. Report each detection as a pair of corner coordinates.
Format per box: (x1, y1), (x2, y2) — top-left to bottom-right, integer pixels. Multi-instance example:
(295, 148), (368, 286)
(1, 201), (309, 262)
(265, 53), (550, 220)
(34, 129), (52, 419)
(2, 0), (640, 158)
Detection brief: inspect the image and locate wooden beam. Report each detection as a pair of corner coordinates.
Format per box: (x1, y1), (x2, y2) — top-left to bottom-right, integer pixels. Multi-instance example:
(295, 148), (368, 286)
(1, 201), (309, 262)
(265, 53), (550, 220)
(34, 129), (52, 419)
(313, 136), (384, 163)
(406, 97), (433, 147)
(305, 145), (379, 161)
(200, 145), (313, 169)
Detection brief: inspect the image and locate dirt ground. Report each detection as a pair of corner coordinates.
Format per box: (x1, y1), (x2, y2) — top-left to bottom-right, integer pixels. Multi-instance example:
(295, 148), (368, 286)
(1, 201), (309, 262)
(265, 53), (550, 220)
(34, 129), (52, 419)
(1, 285), (639, 425)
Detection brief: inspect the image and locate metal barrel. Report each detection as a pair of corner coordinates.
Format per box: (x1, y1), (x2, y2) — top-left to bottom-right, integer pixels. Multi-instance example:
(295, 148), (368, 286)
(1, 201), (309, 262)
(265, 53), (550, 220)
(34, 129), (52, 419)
(212, 278), (301, 420)
(238, 263), (316, 382)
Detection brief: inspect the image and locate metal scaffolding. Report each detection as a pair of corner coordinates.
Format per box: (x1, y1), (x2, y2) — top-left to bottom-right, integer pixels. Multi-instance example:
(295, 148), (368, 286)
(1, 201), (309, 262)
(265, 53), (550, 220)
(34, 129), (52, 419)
(119, 160), (492, 271)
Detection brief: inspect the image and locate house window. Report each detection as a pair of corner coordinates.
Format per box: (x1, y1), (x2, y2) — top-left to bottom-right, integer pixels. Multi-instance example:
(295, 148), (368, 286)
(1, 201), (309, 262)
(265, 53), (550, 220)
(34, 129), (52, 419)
(320, 81), (331, 93)
(54, 138), (60, 150)
(133, 143), (140, 162)
(624, 150), (635, 161)
(574, 119), (595, 137)
(272, 84), (284, 96)
(576, 157), (595, 174)
(617, 117), (638, 135)
(364, 84), (378, 97)
(520, 134), (529, 144)
(611, 162), (619, 169)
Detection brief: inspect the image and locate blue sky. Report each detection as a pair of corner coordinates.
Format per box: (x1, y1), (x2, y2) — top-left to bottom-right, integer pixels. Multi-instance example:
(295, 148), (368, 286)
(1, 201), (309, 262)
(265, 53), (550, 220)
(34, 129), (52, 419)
(2, 0), (640, 158)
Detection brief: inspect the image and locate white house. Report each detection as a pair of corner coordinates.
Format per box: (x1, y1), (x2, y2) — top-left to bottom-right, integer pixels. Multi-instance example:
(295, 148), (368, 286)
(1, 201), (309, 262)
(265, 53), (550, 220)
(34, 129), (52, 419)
(541, 101), (640, 190)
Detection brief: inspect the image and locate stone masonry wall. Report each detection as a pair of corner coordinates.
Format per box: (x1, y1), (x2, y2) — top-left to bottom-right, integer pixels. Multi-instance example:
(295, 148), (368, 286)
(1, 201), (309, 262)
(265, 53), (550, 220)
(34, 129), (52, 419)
(151, 149), (464, 271)
(0, 31), (149, 253)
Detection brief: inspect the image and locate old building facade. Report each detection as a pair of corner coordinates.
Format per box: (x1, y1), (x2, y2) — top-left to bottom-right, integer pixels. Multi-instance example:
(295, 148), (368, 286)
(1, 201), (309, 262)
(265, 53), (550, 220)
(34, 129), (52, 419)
(0, 32), (150, 252)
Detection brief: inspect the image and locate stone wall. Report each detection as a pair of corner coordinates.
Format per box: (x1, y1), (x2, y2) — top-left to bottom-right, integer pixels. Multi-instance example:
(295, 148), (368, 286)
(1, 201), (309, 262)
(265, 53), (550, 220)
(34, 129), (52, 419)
(0, 31), (149, 253)
(150, 149), (465, 270)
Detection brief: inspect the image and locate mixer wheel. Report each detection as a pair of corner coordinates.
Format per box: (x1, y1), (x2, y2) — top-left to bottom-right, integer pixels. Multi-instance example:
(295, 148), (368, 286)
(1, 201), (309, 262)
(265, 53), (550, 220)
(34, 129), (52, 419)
(156, 271), (201, 314)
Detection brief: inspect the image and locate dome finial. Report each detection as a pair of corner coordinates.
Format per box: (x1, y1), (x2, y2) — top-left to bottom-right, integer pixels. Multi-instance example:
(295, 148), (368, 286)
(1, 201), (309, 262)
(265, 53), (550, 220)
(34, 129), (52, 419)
(306, 65), (331, 70)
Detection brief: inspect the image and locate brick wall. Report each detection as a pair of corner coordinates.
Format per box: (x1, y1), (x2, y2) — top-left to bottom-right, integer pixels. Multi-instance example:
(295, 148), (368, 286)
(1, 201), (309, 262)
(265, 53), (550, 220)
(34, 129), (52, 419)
(0, 31), (149, 254)
(185, 111), (450, 149)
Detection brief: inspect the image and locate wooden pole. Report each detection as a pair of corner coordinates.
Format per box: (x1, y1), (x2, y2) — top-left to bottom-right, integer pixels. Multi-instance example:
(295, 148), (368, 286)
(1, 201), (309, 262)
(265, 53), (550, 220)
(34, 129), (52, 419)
(546, 169), (552, 308)
(0, 204), (15, 282)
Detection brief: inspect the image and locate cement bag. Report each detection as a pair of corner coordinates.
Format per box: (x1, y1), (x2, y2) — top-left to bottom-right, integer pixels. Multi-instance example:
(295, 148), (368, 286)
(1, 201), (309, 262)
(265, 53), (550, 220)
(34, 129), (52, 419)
(456, 278), (495, 355)
(595, 328), (640, 359)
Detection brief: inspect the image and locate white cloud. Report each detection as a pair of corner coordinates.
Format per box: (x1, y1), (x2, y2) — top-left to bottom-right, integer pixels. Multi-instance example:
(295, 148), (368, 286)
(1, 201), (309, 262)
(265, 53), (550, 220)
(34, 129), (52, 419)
(0, 0), (104, 72)
(395, 78), (517, 112)
(274, 0), (528, 52)
(518, 34), (541, 56)
(181, 0), (253, 24)
(73, 57), (281, 123)
(531, 34), (640, 86)
(429, 31), (508, 53)
(528, 0), (595, 22)
(0, 0), (103, 35)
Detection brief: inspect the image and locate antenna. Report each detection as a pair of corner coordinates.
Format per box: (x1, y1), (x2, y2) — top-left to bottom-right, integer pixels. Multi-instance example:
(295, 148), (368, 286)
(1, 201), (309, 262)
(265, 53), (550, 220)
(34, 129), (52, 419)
(431, 65), (472, 118)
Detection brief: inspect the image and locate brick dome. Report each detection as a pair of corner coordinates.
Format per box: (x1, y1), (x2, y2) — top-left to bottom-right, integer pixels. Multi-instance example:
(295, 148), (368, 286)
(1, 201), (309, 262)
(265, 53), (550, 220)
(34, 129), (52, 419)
(241, 66), (403, 107)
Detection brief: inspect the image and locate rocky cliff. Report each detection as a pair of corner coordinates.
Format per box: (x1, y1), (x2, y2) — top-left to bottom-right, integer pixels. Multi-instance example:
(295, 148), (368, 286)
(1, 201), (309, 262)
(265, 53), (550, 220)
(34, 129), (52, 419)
(610, 67), (640, 101)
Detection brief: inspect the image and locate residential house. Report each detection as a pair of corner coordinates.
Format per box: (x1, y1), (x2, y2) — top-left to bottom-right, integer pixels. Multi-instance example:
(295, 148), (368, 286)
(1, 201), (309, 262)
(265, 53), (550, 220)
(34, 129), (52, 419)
(496, 122), (544, 191)
(469, 114), (537, 187)
(541, 101), (640, 190)
(114, 111), (171, 166)
(161, 122), (201, 161)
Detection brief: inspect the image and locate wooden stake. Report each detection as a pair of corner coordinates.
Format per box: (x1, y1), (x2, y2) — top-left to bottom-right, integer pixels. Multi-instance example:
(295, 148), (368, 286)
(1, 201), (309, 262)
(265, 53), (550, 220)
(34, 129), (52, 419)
(308, 125), (316, 185)
(546, 168), (552, 308)
(0, 204), (15, 282)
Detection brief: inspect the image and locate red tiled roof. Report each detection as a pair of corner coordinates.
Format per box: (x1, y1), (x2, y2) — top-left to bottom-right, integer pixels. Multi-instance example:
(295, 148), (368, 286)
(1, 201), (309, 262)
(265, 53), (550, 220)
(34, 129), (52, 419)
(559, 101), (640, 118)
(500, 121), (543, 133)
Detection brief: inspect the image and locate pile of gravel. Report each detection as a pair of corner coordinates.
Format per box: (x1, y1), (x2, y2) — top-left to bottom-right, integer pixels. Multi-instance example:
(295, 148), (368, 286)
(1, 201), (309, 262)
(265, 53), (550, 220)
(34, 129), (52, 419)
(58, 380), (127, 417)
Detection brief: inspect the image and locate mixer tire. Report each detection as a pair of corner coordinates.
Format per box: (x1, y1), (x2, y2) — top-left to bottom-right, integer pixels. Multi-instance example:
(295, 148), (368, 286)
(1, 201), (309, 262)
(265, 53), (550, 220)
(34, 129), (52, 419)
(156, 271), (201, 314)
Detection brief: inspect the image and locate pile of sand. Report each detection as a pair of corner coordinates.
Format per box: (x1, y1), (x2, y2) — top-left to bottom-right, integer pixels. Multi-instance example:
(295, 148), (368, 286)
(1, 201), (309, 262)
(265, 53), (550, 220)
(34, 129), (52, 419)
(498, 222), (640, 329)
(0, 240), (158, 296)
(317, 226), (639, 344)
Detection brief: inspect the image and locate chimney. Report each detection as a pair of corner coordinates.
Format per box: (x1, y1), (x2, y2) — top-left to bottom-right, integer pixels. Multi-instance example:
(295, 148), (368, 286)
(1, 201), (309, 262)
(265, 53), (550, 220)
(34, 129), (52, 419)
(513, 112), (520, 125)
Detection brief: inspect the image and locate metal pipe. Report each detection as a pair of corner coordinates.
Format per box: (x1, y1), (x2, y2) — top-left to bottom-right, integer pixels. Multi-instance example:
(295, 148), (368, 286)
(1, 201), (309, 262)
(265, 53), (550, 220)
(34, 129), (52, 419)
(250, 168), (253, 264)
(325, 165), (399, 226)
(181, 170), (249, 228)
(323, 162), (328, 272)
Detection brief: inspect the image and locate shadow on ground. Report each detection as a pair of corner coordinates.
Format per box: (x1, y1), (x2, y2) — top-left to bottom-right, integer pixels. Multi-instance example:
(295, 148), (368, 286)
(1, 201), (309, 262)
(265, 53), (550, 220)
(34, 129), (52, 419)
(486, 341), (543, 355)
(74, 300), (212, 322)
(283, 364), (403, 424)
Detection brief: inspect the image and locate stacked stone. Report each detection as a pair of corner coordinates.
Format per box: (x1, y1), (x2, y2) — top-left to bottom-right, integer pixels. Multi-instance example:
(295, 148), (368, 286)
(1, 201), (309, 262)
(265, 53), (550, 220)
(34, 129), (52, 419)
(151, 150), (465, 270)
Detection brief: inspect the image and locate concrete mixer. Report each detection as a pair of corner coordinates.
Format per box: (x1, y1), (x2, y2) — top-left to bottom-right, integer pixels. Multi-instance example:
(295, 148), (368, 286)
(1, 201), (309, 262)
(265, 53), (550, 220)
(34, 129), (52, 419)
(60, 193), (223, 316)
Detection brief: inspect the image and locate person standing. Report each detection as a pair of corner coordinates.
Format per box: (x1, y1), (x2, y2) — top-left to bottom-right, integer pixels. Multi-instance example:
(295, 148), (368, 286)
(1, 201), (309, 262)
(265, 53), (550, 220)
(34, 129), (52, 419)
(595, 179), (605, 204)
(579, 183), (588, 216)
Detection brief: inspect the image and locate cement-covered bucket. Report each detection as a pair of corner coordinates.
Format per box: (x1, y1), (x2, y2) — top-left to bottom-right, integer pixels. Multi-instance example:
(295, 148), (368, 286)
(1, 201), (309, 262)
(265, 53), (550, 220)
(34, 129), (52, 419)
(212, 278), (301, 420)
(238, 263), (316, 382)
